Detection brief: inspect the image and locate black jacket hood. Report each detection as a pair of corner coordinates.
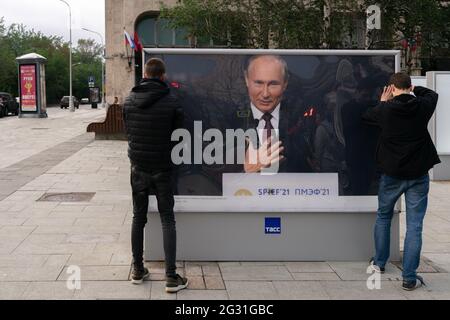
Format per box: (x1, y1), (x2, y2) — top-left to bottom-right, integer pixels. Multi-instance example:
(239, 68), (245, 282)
(389, 93), (419, 116)
(131, 78), (170, 109)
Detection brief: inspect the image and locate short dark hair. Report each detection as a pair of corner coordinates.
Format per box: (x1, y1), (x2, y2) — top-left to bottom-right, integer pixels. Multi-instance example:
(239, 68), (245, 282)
(389, 72), (412, 90)
(145, 58), (166, 78)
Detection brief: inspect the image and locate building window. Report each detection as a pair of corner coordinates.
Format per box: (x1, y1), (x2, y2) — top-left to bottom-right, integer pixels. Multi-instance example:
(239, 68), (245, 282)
(136, 16), (190, 47)
(136, 17), (156, 46)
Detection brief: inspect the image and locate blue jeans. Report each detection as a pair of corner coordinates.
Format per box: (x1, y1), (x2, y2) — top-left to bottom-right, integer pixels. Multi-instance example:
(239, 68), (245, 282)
(374, 174), (430, 282)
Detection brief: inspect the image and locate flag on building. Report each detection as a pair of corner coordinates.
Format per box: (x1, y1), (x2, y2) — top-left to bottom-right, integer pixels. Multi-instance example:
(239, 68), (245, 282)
(134, 31), (143, 52)
(124, 29), (136, 50)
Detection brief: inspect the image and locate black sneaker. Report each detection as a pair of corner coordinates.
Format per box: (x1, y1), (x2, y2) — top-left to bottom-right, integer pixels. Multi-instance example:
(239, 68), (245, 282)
(369, 257), (385, 274)
(165, 274), (189, 293)
(402, 275), (425, 291)
(131, 267), (149, 285)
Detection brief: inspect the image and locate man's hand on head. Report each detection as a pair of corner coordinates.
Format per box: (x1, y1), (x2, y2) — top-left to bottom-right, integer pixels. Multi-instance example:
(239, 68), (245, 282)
(380, 85), (394, 102)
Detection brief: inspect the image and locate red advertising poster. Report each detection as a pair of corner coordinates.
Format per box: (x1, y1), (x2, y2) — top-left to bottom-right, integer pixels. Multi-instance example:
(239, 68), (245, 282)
(20, 65), (37, 112)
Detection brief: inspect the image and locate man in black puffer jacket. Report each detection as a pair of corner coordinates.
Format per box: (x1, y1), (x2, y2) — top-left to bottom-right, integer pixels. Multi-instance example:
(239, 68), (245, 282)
(123, 58), (188, 293)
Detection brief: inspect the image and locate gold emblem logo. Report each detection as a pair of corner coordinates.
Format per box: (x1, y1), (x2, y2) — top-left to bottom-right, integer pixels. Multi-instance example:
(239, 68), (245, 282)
(25, 81), (32, 94)
(234, 189), (253, 196)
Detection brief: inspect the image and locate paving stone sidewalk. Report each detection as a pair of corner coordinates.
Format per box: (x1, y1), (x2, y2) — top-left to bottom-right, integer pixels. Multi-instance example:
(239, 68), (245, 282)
(0, 107), (449, 300)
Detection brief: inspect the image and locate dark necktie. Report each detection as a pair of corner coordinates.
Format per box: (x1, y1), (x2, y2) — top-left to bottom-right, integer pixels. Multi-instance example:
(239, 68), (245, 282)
(262, 113), (274, 147)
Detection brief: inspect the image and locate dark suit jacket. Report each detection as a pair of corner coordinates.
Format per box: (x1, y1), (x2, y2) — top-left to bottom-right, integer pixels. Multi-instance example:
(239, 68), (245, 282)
(184, 101), (313, 196)
(230, 103), (313, 173)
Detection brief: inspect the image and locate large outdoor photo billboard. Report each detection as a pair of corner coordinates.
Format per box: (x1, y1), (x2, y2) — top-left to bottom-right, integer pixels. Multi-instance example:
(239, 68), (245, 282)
(143, 49), (399, 212)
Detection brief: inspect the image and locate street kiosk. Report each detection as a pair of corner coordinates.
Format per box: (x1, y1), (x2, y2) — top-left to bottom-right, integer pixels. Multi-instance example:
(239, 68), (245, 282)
(16, 53), (48, 118)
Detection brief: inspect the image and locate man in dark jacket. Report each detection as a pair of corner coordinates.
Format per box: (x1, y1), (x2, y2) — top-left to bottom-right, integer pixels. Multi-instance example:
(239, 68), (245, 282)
(362, 72), (440, 291)
(123, 58), (188, 293)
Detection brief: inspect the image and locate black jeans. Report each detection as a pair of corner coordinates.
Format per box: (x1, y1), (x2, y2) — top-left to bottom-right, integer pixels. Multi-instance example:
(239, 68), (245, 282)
(130, 166), (176, 277)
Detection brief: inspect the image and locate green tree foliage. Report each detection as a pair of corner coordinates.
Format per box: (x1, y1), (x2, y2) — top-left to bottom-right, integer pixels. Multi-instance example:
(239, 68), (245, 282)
(0, 18), (102, 103)
(365, 0), (446, 48)
(160, 0), (362, 49)
(0, 18), (18, 95)
(364, 0), (449, 71)
(72, 39), (103, 100)
(160, 0), (450, 71)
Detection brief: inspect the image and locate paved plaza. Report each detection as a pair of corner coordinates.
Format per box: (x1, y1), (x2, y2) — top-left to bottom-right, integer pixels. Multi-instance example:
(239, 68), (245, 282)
(0, 106), (449, 300)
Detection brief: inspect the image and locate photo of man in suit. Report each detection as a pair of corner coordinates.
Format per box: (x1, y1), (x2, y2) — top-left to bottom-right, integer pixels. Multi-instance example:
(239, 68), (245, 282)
(236, 55), (313, 173)
(146, 52), (393, 196)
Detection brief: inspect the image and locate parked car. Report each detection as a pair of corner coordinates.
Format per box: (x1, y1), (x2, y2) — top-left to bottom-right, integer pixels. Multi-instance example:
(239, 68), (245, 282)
(80, 98), (90, 105)
(60, 96), (80, 109)
(0, 101), (4, 118)
(0, 92), (19, 117)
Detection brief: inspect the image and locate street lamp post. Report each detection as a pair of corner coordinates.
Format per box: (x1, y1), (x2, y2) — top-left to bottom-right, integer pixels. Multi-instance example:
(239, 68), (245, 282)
(82, 28), (105, 109)
(59, 0), (74, 112)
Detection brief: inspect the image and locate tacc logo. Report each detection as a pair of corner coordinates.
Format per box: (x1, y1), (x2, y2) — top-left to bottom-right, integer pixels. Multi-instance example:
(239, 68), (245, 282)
(265, 218), (281, 235)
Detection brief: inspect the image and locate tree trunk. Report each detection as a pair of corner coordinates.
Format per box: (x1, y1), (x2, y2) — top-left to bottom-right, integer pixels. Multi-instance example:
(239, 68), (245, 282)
(322, 0), (332, 48)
